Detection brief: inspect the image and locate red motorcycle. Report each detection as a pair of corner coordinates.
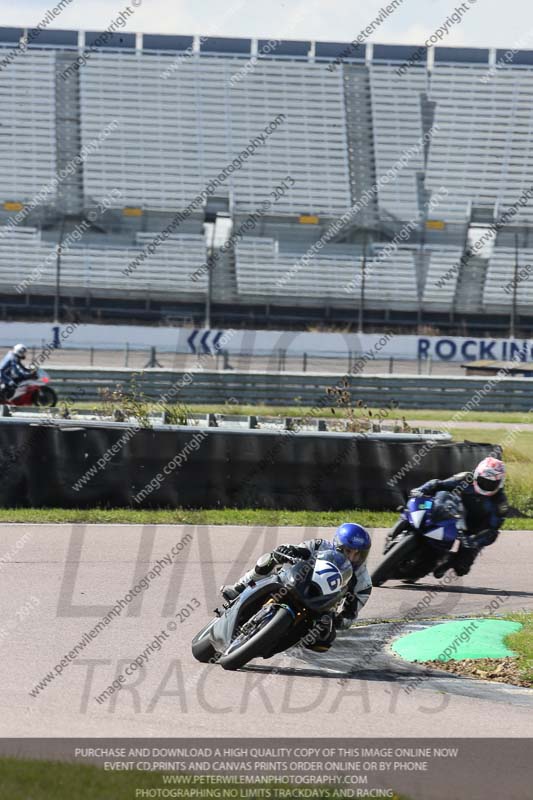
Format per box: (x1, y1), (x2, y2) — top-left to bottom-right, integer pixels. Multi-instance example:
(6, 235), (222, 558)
(5, 369), (57, 407)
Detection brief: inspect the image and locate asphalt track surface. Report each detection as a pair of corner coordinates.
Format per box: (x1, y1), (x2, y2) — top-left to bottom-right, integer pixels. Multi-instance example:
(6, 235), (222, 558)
(2, 523), (532, 738)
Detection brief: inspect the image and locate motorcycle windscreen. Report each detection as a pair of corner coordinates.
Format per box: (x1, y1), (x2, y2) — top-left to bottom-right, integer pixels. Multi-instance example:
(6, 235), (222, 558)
(407, 496), (433, 528)
(430, 490), (463, 523)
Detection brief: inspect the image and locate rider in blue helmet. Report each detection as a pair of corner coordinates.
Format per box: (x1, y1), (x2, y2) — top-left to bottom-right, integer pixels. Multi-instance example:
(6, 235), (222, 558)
(221, 522), (373, 652)
(332, 522), (372, 568)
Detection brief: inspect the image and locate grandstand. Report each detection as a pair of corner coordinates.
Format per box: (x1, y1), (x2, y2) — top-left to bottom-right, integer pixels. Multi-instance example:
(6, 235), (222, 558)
(1, 28), (533, 332)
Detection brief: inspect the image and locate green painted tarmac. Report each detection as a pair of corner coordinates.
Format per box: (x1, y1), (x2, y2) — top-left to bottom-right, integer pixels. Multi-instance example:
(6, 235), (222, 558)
(391, 619), (523, 662)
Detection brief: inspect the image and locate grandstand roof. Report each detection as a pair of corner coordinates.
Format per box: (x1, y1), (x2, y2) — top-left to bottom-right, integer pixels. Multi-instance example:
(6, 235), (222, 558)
(0, 28), (528, 68)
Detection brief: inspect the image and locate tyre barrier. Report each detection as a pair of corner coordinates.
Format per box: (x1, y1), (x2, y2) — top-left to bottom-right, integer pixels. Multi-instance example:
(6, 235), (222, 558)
(0, 418), (499, 510)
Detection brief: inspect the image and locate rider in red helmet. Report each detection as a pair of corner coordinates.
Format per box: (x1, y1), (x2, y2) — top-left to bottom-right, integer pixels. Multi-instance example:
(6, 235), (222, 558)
(410, 457), (508, 576)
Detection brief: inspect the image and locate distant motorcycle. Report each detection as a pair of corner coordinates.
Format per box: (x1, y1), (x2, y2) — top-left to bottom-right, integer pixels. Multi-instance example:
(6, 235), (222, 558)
(192, 547), (353, 671)
(3, 368), (57, 407)
(371, 491), (463, 586)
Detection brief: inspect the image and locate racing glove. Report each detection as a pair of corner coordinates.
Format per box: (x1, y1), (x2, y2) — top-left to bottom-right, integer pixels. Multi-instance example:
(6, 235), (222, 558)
(273, 544), (311, 563)
(410, 480), (440, 498)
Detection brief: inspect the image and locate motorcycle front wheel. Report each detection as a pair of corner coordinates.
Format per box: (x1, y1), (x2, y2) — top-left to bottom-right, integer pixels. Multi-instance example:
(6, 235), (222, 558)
(371, 534), (419, 587)
(191, 624), (218, 663)
(218, 605), (293, 671)
(35, 386), (57, 407)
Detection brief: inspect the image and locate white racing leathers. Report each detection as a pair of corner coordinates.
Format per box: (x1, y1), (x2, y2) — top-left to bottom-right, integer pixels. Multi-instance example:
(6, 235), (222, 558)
(235, 537), (372, 623)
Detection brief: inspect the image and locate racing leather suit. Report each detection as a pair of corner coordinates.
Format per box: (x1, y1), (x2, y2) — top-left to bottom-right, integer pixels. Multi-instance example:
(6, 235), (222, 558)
(226, 537), (372, 651)
(0, 351), (33, 398)
(412, 471), (508, 575)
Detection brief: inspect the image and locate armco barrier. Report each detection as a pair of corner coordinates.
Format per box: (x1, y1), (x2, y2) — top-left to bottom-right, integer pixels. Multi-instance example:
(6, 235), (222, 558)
(0, 417), (499, 510)
(47, 366), (533, 411)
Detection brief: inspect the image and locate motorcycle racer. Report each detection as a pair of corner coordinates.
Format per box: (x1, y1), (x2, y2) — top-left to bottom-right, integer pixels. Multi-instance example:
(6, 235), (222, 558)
(0, 344), (35, 400)
(221, 522), (372, 652)
(410, 457), (508, 577)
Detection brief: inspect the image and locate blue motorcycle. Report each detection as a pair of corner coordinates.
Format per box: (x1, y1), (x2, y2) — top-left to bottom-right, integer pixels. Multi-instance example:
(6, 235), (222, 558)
(371, 491), (463, 586)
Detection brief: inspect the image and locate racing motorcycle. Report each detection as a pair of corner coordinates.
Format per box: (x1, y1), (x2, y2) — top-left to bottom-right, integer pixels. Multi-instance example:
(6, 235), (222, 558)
(192, 547), (353, 671)
(371, 491), (464, 586)
(3, 369), (57, 407)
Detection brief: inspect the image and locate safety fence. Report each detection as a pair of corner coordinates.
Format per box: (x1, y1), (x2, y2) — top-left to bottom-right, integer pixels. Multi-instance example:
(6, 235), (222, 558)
(45, 367), (533, 411)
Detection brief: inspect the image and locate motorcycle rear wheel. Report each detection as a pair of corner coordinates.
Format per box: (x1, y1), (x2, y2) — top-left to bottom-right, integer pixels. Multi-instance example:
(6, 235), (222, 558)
(218, 605), (293, 671)
(371, 534), (419, 587)
(35, 386), (57, 407)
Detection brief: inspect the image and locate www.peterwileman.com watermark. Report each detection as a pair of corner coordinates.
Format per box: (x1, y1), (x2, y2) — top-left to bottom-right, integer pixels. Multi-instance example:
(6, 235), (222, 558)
(327, 0), (405, 72)
(132, 431), (208, 504)
(435, 184), (533, 289)
(122, 114), (286, 278)
(59, 1), (142, 81)
(343, 187), (449, 295)
(15, 188), (123, 294)
(276, 124), (439, 290)
(0, 0), (74, 73)
(0, 120), (119, 239)
(479, 27), (533, 83)
(189, 175), (295, 283)
(396, 0), (478, 76)
(29, 531), (193, 699)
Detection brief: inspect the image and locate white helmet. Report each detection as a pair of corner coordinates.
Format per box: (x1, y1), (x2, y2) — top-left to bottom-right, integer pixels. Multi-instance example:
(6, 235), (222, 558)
(13, 343), (27, 359)
(473, 457), (506, 496)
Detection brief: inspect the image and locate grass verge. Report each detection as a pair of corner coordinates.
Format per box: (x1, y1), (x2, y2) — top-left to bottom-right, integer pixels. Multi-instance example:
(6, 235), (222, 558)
(0, 757), (410, 800)
(1, 507), (533, 529)
(505, 612), (533, 683)
(0, 507), (398, 527)
(70, 402), (533, 425)
(422, 613), (533, 688)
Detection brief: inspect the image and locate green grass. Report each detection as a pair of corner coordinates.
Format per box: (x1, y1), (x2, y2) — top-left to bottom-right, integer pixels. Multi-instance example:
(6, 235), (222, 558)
(505, 613), (533, 682)
(0, 506), (399, 527)
(0, 758), (163, 800)
(0, 757), (410, 800)
(68, 401), (533, 425)
(2, 506), (533, 529)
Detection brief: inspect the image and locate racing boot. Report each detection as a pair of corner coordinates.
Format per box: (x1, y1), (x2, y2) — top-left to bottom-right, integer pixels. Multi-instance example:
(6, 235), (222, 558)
(304, 614), (336, 652)
(433, 556), (452, 579)
(220, 553), (276, 602)
(450, 547), (478, 576)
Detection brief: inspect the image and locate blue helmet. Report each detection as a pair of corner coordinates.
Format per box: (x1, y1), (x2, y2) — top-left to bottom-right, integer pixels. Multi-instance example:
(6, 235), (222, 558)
(333, 522), (371, 567)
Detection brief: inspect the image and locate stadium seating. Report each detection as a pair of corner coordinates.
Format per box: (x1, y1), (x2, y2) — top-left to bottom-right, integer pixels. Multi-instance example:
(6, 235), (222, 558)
(427, 57), (533, 224)
(3, 30), (533, 319)
(0, 50), (57, 204)
(422, 247), (463, 307)
(235, 238), (421, 308)
(0, 227), (208, 295)
(369, 63), (427, 222)
(235, 238), (358, 299)
(484, 248), (533, 308)
(364, 246), (418, 307)
(80, 52), (351, 215)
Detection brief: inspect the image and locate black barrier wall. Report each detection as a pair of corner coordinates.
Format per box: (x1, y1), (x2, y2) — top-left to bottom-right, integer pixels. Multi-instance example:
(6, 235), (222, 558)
(0, 420), (499, 510)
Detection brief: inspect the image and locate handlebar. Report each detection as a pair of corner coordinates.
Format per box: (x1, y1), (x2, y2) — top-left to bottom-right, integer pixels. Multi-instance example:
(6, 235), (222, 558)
(272, 549), (300, 564)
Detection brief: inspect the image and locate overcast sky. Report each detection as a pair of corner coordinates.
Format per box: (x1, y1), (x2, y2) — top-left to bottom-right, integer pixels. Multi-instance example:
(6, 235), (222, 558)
(2, 0), (533, 51)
